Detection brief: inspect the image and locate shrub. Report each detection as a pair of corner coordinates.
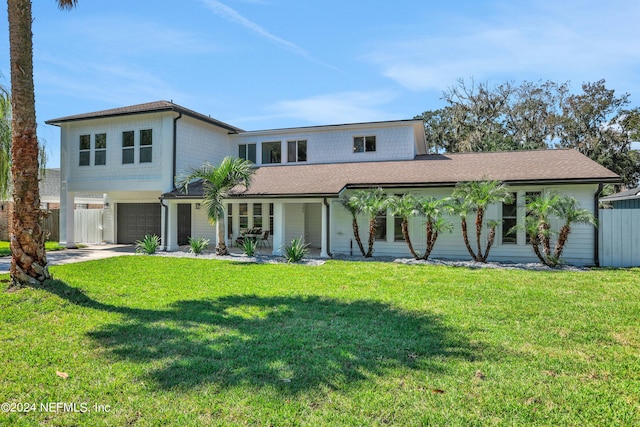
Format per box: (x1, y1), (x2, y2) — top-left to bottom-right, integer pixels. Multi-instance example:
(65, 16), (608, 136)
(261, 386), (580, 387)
(188, 236), (210, 255)
(283, 237), (309, 263)
(242, 238), (258, 257)
(135, 234), (161, 254)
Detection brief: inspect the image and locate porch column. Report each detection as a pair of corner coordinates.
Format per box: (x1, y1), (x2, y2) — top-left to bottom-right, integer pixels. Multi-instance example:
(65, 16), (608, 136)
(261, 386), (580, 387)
(59, 183), (75, 248)
(272, 202), (285, 255)
(320, 201), (329, 257)
(166, 201), (179, 251)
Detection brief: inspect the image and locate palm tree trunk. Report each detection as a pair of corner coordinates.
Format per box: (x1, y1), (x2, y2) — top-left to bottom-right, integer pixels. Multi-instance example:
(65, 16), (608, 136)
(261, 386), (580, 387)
(424, 228), (439, 260)
(401, 219), (419, 259)
(482, 225), (497, 262)
(366, 219), (376, 257)
(8, 0), (50, 287)
(529, 234), (552, 266)
(554, 225), (571, 260)
(539, 222), (551, 257)
(460, 217), (477, 261)
(475, 208), (484, 261)
(351, 218), (366, 257)
(216, 215), (228, 255)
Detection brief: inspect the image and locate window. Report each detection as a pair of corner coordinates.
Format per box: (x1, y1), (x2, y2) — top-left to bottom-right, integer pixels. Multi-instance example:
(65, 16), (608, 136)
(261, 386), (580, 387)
(287, 140), (307, 162)
(75, 203), (88, 210)
(353, 136), (376, 153)
(394, 217), (404, 242)
(262, 141), (281, 164)
(122, 131), (134, 164)
(375, 211), (387, 241)
(239, 144), (257, 163)
(227, 204), (233, 238)
(79, 134), (90, 166)
(140, 129), (152, 163)
(253, 203), (263, 228)
(239, 203), (248, 230)
(502, 193), (517, 244)
(94, 133), (106, 165)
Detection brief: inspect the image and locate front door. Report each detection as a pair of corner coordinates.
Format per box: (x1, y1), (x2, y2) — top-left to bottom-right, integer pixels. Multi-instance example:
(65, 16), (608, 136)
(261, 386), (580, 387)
(177, 204), (192, 246)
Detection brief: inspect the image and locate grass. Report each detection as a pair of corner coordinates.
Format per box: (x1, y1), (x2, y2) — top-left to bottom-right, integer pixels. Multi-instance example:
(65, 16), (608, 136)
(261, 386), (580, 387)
(0, 241), (65, 257)
(0, 257), (638, 426)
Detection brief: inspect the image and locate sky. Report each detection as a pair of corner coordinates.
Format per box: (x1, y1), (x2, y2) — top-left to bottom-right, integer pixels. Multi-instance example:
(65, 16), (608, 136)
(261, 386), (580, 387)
(1, 0), (639, 168)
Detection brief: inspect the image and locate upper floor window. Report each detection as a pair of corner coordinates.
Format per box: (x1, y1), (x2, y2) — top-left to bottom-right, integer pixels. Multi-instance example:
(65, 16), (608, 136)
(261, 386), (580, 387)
(287, 140), (307, 162)
(262, 141), (281, 164)
(79, 134), (91, 166)
(122, 131), (135, 164)
(354, 136), (376, 153)
(140, 129), (153, 163)
(502, 193), (517, 244)
(94, 133), (106, 166)
(239, 143), (257, 163)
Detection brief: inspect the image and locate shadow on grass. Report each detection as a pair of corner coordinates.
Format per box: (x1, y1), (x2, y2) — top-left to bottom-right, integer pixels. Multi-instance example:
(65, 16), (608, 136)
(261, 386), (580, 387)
(43, 279), (479, 393)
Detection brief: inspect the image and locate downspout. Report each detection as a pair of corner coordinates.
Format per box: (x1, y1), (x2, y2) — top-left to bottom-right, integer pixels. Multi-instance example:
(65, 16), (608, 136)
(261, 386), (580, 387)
(160, 198), (168, 251)
(324, 198), (333, 257)
(172, 112), (183, 189)
(594, 183), (604, 267)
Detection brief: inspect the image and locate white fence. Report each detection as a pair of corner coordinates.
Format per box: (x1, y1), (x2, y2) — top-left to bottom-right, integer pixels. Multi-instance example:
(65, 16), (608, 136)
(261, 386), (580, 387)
(599, 208), (640, 267)
(74, 209), (104, 244)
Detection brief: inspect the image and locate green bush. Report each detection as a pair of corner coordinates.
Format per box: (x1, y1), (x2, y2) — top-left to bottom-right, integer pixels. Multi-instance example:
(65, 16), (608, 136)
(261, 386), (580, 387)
(242, 238), (258, 257)
(188, 236), (210, 255)
(283, 237), (309, 263)
(135, 234), (161, 254)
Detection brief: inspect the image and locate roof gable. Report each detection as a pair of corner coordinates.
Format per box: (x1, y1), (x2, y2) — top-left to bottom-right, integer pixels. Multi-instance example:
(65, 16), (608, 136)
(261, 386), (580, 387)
(45, 101), (243, 133)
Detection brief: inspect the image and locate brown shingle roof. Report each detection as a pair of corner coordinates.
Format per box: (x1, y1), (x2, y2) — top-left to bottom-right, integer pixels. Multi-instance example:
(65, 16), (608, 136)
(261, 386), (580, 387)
(45, 101), (243, 133)
(164, 149), (620, 199)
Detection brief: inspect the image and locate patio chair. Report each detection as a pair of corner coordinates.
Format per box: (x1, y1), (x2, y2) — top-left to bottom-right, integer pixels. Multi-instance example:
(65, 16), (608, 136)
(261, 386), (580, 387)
(259, 230), (271, 248)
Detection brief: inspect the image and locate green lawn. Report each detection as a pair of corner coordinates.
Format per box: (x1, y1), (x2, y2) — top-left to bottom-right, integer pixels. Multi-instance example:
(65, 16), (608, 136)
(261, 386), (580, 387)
(0, 241), (65, 257)
(0, 257), (638, 426)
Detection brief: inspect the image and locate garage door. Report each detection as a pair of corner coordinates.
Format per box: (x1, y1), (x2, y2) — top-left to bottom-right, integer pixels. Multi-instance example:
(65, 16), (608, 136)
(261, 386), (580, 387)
(117, 203), (161, 244)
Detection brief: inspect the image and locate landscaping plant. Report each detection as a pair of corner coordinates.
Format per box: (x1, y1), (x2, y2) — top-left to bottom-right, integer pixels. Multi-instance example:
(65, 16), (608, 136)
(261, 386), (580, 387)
(282, 236), (309, 262)
(135, 234), (160, 254)
(188, 236), (210, 255)
(242, 238), (258, 257)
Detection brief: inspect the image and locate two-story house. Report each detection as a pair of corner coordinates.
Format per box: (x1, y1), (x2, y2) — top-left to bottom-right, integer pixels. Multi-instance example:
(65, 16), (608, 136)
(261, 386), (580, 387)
(47, 101), (620, 265)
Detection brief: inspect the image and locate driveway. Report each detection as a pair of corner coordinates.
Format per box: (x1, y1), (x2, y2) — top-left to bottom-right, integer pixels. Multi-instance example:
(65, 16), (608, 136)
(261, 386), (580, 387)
(0, 244), (136, 274)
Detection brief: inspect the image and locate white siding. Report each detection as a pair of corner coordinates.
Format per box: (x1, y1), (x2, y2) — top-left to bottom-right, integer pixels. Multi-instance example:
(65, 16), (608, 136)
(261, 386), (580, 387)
(191, 204), (217, 243)
(284, 203), (305, 244)
(304, 203), (322, 248)
(232, 124), (416, 166)
(62, 113), (172, 193)
(175, 117), (235, 176)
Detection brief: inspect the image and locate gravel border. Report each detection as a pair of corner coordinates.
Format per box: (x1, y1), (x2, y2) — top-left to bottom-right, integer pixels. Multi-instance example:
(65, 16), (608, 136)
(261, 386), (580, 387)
(143, 250), (587, 271)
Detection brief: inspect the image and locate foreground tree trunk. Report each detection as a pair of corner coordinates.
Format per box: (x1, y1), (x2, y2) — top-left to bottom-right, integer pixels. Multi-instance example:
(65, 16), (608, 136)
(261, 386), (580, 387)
(401, 219), (419, 259)
(460, 217), (478, 261)
(366, 219), (376, 258)
(7, 0), (50, 287)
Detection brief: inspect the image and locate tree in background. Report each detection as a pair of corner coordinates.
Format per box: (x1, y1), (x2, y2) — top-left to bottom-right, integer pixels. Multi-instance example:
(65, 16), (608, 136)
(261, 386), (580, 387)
(416, 78), (640, 187)
(178, 157), (254, 256)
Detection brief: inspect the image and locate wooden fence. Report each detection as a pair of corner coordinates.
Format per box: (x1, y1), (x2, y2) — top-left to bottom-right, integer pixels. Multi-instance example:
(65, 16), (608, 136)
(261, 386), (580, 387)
(599, 208), (640, 267)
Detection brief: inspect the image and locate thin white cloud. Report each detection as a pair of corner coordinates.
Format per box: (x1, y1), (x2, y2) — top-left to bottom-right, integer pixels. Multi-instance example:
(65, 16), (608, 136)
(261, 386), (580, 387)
(198, 0), (339, 71)
(234, 91), (401, 126)
(365, 0), (640, 94)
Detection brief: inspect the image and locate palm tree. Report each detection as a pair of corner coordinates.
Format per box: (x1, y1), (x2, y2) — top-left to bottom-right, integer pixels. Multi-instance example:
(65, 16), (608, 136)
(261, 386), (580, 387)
(388, 194), (420, 259)
(338, 194), (366, 257)
(525, 191), (560, 257)
(7, 0), (77, 287)
(415, 196), (454, 260)
(452, 180), (513, 262)
(552, 196), (596, 262)
(178, 157), (254, 255)
(357, 188), (387, 258)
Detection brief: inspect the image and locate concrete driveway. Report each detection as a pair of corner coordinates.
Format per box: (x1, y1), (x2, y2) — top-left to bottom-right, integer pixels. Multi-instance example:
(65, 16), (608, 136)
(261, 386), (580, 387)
(0, 244), (136, 274)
